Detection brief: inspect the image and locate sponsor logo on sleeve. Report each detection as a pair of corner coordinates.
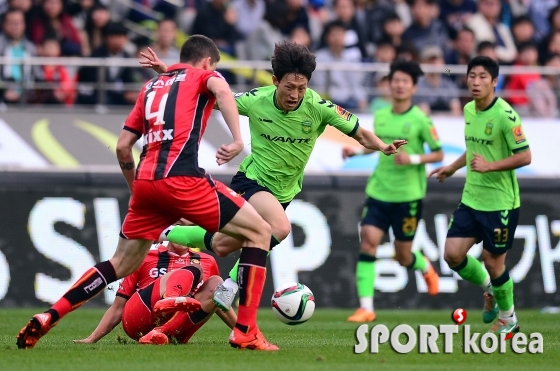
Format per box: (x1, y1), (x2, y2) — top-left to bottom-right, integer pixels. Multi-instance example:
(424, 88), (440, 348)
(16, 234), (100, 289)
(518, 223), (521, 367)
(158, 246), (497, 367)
(430, 126), (440, 141)
(335, 105), (352, 121)
(512, 126), (526, 144)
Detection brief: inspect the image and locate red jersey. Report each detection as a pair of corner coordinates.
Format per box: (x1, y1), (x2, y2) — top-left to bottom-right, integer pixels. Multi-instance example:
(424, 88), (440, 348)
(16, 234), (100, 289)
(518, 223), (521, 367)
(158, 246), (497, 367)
(123, 64), (222, 180)
(116, 242), (220, 300)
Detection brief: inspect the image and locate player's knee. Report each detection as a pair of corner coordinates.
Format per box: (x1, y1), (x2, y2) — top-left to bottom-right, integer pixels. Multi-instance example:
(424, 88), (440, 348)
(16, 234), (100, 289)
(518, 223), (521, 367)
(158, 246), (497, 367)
(271, 219), (291, 242)
(443, 248), (462, 267)
(359, 241), (377, 255)
(254, 218), (272, 241)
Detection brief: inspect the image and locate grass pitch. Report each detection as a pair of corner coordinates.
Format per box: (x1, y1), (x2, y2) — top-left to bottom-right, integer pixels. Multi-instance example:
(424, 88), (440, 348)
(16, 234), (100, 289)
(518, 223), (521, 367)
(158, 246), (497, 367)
(0, 308), (558, 371)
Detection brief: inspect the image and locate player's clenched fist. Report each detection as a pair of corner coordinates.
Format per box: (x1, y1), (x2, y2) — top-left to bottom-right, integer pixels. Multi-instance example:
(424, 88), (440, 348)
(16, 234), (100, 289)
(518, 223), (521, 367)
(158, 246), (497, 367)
(216, 141), (244, 165)
(342, 146), (359, 159)
(382, 140), (407, 156)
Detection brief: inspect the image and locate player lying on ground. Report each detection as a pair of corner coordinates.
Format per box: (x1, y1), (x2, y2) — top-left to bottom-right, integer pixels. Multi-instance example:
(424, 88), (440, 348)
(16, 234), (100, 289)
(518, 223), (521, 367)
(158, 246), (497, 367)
(74, 241), (236, 345)
(429, 56), (531, 335)
(17, 35), (278, 351)
(140, 41), (407, 311)
(343, 60), (443, 323)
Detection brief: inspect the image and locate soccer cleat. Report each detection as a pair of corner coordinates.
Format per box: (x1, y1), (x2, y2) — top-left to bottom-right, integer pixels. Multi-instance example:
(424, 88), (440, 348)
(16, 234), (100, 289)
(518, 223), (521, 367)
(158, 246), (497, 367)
(489, 318), (520, 338)
(229, 328), (279, 351)
(153, 297), (201, 315)
(483, 292), (499, 324)
(347, 308), (376, 322)
(16, 313), (54, 349)
(139, 329), (169, 345)
(423, 258), (439, 296)
(213, 283), (236, 311)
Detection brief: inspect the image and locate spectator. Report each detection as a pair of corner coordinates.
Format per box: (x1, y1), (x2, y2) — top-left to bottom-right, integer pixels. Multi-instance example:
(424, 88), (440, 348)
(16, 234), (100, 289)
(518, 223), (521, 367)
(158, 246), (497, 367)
(369, 74), (392, 114)
(280, 0), (310, 37)
(327, 0), (368, 59)
(83, 5), (110, 57)
(466, 0), (516, 64)
(539, 7), (560, 63)
(544, 53), (560, 116)
(445, 26), (475, 65)
(4, 0), (36, 36)
(544, 31), (560, 61)
(366, 1), (400, 45)
(76, 22), (137, 106)
(438, 0), (477, 39)
(178, 0), (205, 34)
(191, 0), (241, 55)
(476, 40), (504, 91)
(415, 45), (462, 115)
(68, 0), (99, 30)
(32, 36), (75, 105)
(127, 0), (180, 26)
(506, 42), (556, 117)
(511, 15), (535, 47)
(402, 0), (449, 54)
(0, 8), (36, 104)
(373, 41), (397, 63)
(246, 0), (287, 61)
(396, 42), (419, 61)
(380, 13), (405, 48)
(130, 39), (157, 84)
(528, 0), (558, 42)
(291, 27), (312, 48)
(150, 18), (180, 61)
(231, 0), (265, 39)
(29, 0), (82, 56)
(313, 20), (367, 110)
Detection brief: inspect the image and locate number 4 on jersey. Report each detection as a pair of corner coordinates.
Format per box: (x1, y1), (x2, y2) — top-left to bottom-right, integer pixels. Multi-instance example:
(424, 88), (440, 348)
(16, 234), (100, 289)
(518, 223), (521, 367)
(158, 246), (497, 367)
(145, 91), (169, 126)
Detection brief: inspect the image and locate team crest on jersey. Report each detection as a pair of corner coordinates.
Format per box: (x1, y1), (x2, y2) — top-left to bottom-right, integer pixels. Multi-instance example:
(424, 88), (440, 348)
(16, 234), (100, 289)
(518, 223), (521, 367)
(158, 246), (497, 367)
(335, 105), (352, 121)
(302, 121), (312, 134)
(485, 122), (493, 136)
(402, 123), (410, 134)
(512, 125), (526, 144)
(191, 258), (200, 264)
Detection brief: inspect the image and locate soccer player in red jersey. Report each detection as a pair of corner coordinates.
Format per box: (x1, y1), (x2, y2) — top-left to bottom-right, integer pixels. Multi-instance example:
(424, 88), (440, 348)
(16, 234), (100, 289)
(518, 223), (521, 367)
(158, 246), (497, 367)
(73, 241), (236, 345)
(17, 35), (277, 351)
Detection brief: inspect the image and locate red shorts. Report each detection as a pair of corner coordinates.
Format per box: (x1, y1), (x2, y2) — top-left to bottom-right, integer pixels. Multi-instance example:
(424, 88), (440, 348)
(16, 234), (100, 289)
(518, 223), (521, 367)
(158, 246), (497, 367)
(121, 175), (245, 240)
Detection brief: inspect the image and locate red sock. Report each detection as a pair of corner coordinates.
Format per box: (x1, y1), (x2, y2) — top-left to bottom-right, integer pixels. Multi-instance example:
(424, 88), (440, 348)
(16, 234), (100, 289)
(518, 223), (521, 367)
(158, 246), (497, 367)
(236, 248), (268, 334)
(157, 309), (210, 343)
(164, 266), (200, 297)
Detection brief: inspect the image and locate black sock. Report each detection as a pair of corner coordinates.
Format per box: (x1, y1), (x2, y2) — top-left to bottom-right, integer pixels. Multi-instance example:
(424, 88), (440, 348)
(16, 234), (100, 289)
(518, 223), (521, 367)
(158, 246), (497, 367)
(204, 232), (215, 252)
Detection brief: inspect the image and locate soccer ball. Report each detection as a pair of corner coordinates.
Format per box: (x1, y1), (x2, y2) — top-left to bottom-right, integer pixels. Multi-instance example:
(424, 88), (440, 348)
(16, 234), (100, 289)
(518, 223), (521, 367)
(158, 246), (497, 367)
(271, 282), (315, 325)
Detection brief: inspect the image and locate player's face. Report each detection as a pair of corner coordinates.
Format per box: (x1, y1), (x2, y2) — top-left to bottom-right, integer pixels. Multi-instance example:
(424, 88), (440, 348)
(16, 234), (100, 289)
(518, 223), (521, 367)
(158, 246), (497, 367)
(389, 70), (416, 102)
(467, 65), (497, 99)
(273, 73), (308, 111)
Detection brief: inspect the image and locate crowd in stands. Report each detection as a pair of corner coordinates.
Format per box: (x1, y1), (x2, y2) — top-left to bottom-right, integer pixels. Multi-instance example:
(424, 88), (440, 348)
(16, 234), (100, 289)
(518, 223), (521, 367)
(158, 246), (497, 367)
(0, 0), (559, 117)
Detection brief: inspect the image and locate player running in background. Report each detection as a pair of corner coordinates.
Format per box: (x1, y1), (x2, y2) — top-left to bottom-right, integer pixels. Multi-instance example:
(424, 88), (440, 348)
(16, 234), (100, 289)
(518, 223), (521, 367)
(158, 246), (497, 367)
(17, 35), (277, 351)
(73, 241), (236, 345)
(430, 56), (531, 335)
(140, 41), (407, 311)
(343, 60), (443, 323)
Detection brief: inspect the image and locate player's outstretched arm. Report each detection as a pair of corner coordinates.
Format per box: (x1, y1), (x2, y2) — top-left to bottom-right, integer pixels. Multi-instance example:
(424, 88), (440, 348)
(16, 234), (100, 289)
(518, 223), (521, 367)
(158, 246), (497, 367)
(73, 296), (127, 344)
(207, 76), (244, 165)
(429, 151), (466, 182)
(116, 130), (138, 193)
(216, 307), (237, 329)
(394, 149), (444, 166)
(471, 149), (531, 173)
(351, 126), (407, 156)
(139, 47), (168, 74)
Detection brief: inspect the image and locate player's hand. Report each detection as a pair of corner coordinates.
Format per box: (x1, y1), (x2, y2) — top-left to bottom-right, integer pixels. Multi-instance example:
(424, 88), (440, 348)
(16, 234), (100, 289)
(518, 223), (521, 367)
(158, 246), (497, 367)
(73, 337), (96, 344)
(394, 150), (410, 165)
(342, 146), (358, 159)
(382, 140), (407, 156)
(139, 47), (167, 74)
(470, 151), (491, 173)
(428, 165), (455, 182)
(216, 141), (244, 165)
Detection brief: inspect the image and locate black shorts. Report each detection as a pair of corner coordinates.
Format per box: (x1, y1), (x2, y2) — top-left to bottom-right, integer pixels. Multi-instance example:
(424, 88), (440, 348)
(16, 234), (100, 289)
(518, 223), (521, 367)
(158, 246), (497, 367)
(447, 203), (520, 255)
(229, 172), (291, 210)
(360, 197), (423, 242)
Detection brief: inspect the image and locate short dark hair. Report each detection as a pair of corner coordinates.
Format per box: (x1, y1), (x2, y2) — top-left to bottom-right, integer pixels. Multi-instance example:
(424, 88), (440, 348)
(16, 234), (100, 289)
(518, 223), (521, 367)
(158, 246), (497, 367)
(179, 35), (220, 65)
(517, 41), (538, 54)
(456, 26), (475, 38)
(388, 59), (424, 85)
(383, 13), (402, 25)
(476, 40), (495, 54)
(323, 20), (346, 37)
(512, 15), (533, 28)
(544, 53), (560, 64)
(104, 22), (128, 37)
(548, 5), (560, 26)
(406, 0), (436, 6)
(271, 41), (317, 82)
(467, 56), (499, 79)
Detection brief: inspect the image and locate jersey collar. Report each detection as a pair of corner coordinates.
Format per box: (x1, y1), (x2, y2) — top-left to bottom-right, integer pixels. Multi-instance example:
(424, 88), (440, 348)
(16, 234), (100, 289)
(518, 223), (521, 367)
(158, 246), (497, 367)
(272, 89), (303, 113)
(391, 105), (414, 115)
(166, 63), (193, 72)
(478, 97), (499, 112)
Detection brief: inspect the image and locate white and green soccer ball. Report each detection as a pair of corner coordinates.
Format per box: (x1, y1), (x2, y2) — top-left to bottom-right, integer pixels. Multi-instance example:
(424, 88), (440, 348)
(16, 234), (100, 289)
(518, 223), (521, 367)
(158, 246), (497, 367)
(271, 282), (315, 325)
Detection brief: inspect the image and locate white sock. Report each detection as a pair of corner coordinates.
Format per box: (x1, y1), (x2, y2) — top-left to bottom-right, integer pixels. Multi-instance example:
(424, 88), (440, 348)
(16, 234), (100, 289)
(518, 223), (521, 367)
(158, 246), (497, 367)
(499, 307), (515, 321)
(480, 275), (493, 295)
(222, 277), (239, 293)
(359, 297), (374, 312)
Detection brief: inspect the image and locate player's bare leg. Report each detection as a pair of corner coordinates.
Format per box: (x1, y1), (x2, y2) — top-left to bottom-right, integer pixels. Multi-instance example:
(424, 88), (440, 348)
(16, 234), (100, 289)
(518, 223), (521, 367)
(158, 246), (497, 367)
(348, 225), (382, 322)
(394, 240), (439, 296)
(444, 237), (497, 323)
(17, 238), (152, 349)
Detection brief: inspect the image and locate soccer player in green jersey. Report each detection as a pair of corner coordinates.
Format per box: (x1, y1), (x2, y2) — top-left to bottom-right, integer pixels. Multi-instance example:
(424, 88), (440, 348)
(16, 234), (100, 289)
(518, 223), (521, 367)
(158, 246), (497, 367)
(343, 60), (443, 323)
(429, 56), (531, 335)
(140, 41), (407, 311)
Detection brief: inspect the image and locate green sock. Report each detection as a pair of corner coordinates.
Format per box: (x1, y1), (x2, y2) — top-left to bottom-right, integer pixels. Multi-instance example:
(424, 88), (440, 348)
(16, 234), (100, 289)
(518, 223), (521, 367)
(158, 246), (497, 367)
(166, 226), (207, 249)
(492, 270), (515, 317)
(229, 251), (271, 282)
(356, 253), (376, 299)
(410, 251), (428, 273)
(452, 255), (488, 286)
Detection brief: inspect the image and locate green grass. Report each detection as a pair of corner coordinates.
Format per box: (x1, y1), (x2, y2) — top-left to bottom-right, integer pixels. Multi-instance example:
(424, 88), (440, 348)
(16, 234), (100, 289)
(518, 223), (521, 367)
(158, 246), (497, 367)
(0, 309), (558, 371)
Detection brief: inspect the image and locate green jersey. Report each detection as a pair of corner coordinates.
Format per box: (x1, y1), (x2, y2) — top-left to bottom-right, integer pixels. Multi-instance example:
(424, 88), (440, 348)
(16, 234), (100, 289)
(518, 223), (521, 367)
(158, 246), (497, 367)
(462, 97), (529, 211)
(234, 86), (360, 203)
(366, 105), (442, 202)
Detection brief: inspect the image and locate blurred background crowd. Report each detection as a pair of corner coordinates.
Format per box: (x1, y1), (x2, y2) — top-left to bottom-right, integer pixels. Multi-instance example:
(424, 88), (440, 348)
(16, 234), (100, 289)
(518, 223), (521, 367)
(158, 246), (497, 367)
(0, 0), (559, 116)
